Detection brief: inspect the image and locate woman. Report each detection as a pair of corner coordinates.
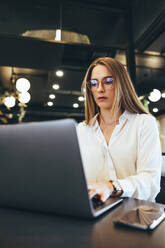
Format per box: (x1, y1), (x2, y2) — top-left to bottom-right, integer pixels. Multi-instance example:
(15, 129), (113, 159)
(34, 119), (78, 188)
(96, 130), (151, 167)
(77, 57), (162, 202)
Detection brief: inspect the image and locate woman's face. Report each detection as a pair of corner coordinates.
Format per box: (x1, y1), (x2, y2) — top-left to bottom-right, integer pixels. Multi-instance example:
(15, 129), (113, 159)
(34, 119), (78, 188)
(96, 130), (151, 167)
(90, 64), (115, 111)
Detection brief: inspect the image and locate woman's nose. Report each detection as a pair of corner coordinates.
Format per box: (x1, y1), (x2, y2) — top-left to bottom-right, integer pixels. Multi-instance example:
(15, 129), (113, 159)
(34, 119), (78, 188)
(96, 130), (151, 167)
(97, 82), (104, 92)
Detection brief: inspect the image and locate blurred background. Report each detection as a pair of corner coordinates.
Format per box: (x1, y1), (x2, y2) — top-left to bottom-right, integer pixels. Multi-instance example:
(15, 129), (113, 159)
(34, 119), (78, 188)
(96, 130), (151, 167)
(0, 0), (165, 144)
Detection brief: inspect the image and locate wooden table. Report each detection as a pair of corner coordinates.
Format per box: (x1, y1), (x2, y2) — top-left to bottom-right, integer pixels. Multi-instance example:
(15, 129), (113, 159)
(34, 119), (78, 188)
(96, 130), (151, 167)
(0, 198), (165, 248)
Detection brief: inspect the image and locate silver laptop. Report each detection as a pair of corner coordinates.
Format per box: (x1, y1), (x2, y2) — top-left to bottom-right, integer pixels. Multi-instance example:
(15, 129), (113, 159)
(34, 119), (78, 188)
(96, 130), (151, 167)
(0, 119), (123, 218)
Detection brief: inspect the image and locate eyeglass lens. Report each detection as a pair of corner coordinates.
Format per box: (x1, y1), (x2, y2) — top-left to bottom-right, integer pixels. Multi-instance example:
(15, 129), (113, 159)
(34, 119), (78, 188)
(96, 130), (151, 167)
(88, 76), (113, 88)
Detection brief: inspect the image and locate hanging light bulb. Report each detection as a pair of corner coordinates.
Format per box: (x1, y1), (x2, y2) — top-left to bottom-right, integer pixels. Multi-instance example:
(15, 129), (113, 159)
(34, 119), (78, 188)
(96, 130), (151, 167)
(19, 92), (31, 103)
(55, 29), (62, 41)
(148, 89), (161, 102)
(49, 94), (56, 99)
(56, 70), (64, 77)
(78, 96), (84, 102)
(52, 84), (60, 90)
(16, 78), (31, 92)
(55, 4), (62, 41)
(73, 103), (79, 108)
(4, 96), (16, 108)
(153, 108), (158, 113)
(162, 92), (165, 98)
(47, 101), (53, 106)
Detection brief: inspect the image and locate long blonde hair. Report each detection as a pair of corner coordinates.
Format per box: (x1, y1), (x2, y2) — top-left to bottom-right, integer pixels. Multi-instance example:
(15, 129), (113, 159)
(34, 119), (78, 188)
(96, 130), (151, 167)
(82, 57), (148, 125)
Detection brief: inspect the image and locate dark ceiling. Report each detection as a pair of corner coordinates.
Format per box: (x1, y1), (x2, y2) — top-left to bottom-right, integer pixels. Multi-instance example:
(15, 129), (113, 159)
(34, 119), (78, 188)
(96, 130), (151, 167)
(0, 0), (165, 123)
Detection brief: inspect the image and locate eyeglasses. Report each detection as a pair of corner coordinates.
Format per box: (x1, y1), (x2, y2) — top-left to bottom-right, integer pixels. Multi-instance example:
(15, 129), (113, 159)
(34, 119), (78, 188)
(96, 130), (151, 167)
(87, 76), (113, 91)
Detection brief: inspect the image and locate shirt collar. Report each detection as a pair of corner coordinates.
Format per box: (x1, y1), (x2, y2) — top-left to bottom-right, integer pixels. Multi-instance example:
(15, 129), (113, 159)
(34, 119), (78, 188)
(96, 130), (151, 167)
(90, 110), (136, 130)
(119, 110), (137, 122)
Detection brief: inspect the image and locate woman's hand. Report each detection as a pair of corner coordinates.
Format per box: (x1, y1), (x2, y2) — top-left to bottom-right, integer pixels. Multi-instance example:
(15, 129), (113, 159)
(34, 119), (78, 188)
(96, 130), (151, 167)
(88, 181), (114, 202)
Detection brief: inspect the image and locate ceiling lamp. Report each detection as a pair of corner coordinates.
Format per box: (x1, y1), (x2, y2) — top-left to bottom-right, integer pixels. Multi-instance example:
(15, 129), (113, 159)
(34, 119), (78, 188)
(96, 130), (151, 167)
(21, 29), (90, 45)
(52, 84), (60, 90)
(47, 101), (53, 106)
(4, 96), (16, 108)
(73, 103), (79, 108)
(56, 70), (64, 77)
(19, 92), (31, 104)
(16, 78), (30, 92)
(148, 89), (161, 102)
(153, 108), (158, 113)
(162, 92), (165, 98)
(21, 3), (90, 45)
(78, 96), (85, 102)
(49, 94), (56, 99)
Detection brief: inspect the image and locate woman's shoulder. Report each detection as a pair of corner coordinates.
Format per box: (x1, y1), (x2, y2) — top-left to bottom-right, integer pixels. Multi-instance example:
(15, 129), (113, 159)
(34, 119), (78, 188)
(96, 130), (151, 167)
(77, 120), (87, 128)
(136, 112), (156, 123)
(77, 121), (88, 132)
(77, 120), (95, 135)
(125, 111), (157, 130)
(134, 113), (158, 132)
(123, 111), (155, 123)
(76, 121), (94, 143)
(77, 114), (98, 130)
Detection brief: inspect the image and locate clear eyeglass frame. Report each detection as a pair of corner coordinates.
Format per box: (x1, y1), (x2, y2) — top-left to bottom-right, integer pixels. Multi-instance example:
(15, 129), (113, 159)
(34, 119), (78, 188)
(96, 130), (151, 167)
(87, 76), (113, 91)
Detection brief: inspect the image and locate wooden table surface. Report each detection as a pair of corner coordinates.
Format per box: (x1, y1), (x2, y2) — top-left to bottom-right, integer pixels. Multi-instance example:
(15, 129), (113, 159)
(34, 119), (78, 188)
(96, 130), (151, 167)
(0, 198), (165, 248)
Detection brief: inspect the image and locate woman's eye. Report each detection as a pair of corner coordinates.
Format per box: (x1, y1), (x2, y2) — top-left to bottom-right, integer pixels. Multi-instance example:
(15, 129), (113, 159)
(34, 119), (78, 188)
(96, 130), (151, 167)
(105, 77), (113, 84)
(90, 80), (98, 87)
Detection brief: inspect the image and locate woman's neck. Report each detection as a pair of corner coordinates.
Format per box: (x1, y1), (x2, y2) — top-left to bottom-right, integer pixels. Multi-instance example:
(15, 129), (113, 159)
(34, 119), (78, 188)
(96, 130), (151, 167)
(99, 109), (122, 125)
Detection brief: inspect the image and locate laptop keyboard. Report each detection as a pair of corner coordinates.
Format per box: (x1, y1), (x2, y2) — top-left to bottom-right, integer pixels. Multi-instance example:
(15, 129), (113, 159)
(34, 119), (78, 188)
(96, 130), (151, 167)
(91, 194), (105, 209)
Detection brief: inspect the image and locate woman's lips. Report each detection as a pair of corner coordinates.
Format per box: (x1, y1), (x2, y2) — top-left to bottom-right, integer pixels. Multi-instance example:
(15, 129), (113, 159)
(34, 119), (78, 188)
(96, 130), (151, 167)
(97, 96), (108, 101)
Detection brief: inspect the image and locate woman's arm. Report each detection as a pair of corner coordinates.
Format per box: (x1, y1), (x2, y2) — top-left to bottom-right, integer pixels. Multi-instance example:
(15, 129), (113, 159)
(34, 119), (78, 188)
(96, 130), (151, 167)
(117, 115), (162, 201)
(88, 181), (114, 202)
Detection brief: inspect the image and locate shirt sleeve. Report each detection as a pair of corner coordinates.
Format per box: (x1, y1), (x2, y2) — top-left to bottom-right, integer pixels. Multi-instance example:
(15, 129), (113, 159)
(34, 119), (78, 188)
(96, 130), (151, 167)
(117, 115), (162, 201)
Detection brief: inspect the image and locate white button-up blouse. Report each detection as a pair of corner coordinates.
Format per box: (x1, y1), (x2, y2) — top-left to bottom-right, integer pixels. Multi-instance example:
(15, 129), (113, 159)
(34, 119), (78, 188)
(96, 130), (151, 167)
(77, 110), (162, 201)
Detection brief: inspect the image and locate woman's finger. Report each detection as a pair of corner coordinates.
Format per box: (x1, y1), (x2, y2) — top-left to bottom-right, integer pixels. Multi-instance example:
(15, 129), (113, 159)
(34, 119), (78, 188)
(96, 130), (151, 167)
(100, 189), (110, 202)
(88, 189), (97, 199)
(88, 183), (98, 190)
